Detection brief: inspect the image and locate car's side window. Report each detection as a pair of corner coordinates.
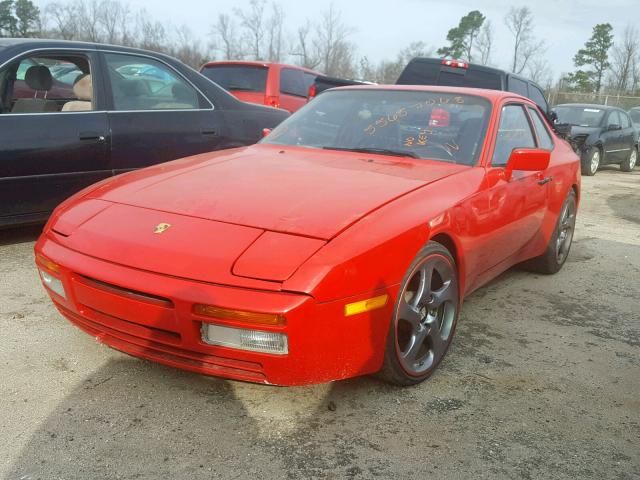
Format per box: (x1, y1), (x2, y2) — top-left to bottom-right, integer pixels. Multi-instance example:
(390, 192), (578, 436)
(491, 104), (536, 166)
(528, 84), (548, 113)
(0, 53), (93, 114)
(527, 106), (554, 150)
(607, 111), (621, 128)
(103, 53), (200, 111)
(280, 68), (307, 97)
(619, 111), (631, 129)
(507, 77), (528, 97)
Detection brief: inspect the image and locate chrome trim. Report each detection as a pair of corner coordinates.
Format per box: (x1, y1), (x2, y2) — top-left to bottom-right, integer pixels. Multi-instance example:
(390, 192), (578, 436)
(0, 46), (214, 111)
(605, 148), (632, 153)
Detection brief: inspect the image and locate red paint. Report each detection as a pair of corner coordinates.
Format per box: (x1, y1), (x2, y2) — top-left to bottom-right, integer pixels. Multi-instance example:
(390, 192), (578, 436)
(35, 86), (581, 386)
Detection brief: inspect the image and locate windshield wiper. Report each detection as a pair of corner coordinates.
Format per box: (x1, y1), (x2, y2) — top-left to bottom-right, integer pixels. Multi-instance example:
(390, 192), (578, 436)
(322, 146), (420, 159)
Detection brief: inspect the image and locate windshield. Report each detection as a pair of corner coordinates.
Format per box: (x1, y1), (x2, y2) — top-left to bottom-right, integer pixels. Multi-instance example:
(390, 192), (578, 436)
(554, 106), (605, 127)
(201, 65), (268, 92)
(630, 109), (640, 124)
(262, 89), (491, 165)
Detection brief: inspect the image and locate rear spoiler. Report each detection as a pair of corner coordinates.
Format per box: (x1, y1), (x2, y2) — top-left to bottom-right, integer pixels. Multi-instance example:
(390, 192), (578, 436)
(308, 75), (371, 100)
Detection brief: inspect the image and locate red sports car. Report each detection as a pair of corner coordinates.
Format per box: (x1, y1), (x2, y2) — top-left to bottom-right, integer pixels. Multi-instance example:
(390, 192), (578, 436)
(35, 86), (580, 386)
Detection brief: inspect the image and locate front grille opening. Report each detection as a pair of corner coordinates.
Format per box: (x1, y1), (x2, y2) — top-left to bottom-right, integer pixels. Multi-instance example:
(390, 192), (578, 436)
(77, 275), (174, 308)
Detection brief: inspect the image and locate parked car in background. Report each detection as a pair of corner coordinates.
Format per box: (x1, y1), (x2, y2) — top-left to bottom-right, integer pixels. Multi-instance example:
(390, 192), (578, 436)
(629, 106), (640, 130)
(36, 85), (580, 386)
(0, 39), (289, 228)
(396, 58), (551, 118)
(307, 74), (370, 100)
(553, 104), (638, 175)
(200, 61), (321, 112)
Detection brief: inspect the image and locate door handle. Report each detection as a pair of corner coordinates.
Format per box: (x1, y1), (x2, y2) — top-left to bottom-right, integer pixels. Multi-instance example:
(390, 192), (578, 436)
(201, 128), (218, 136)
(537, 176), (553, 185)
(79, 131), (106, 143)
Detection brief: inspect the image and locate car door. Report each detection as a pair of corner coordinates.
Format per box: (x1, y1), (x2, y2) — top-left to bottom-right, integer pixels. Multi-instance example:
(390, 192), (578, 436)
(477, 102), (549, 274)
(618, 111), (635, 160)
(0, 49), (109, 225)
(101, 51), (224, 173)
(602, 110), (624, 163)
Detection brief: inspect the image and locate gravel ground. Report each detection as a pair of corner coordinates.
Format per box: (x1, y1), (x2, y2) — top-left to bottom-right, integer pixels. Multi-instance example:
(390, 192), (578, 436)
(1, 167), (639, 480)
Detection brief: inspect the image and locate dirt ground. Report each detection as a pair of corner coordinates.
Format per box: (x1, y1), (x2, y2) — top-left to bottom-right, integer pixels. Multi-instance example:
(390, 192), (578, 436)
(1, 167), (638, 480)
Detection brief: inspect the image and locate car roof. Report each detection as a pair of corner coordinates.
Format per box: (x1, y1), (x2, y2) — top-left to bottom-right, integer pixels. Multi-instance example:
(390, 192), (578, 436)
(0, 38), (179, 60)
(404, 57), (534, 84)
(201, 60), (321, 74)
(330, 84), (531, 102)
(555, 103), (617, 111)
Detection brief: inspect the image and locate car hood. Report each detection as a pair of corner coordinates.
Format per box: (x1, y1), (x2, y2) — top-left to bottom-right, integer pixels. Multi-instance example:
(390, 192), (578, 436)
(86, 144), (466, 240)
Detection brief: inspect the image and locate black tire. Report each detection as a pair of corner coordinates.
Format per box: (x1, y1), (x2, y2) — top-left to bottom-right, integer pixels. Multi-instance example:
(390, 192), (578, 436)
(581, 147), (600, 176)
(620, 147), (638, 172)
(523, 189), (577, 274)
(378, 242), (460, 386)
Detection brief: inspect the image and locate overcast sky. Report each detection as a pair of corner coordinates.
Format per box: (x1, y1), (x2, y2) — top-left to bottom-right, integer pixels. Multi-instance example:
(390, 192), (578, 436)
(36, 0), (637, 78)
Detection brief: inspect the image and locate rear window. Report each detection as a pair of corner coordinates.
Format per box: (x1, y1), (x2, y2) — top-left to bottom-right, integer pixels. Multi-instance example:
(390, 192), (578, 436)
(398, 61), (502, 90)
(201, 65), (267, 93)
(554, 106), (605, 127)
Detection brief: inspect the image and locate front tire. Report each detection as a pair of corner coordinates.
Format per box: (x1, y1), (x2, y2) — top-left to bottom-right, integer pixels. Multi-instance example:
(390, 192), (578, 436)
(620, 147), (637, 172)
(523, 189), (577, 274)
(581, 147), (600, 176)
(378, 242), (459, 386)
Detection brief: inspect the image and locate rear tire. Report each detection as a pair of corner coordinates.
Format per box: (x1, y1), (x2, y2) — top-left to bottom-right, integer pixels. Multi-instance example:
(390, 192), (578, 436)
(620, 147), (637, 172)
(581, 147), (600, 176)
(378, 242), (459, 386)
(522, 189), (577, 274)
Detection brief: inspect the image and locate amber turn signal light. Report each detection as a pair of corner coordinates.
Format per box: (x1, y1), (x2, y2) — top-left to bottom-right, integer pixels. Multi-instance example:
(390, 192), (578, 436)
(193, 304), (286, 326)
(344, 294), (389, 317)
(36, 253), (61, 274)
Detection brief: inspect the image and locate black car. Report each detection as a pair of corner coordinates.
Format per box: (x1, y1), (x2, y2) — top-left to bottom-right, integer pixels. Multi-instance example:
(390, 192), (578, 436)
(0, 39), (289, 227)
(396, 57), (550, 117)
(553, 104), (638, 176)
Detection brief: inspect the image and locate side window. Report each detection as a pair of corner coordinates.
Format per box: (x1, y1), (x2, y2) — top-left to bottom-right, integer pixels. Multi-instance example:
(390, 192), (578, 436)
(607, 111), (621, 128)
(491, 104), (536, 166)
(280, 68), (307, 97)
(1, 53), (93, 114)
(527, 106), (554, 150)
(528, 84), (548, 113)
(303, 72), (317, 95)
(104, 53), (200, 111)
(619, 111), (631, 129)
(507, 76), (529, 97)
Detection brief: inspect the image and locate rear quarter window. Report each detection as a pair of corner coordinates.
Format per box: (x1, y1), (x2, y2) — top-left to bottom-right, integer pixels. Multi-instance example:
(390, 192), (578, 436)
(508, 77), (529, 97)
(280, 68), (308, 97)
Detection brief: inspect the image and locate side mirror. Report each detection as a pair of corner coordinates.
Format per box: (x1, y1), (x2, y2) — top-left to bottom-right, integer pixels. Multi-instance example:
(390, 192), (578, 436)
(607, 123), (622, 131)
(505, 148), (550, 180)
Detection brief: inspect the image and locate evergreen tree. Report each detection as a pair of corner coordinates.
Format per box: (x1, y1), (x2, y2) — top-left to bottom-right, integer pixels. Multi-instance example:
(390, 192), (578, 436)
(437, 10), (485, 62)
(568, 23), (614, 93)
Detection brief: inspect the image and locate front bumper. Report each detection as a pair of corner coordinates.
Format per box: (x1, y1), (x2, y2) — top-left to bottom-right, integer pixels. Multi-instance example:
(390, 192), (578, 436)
(35, 234), (396, 386)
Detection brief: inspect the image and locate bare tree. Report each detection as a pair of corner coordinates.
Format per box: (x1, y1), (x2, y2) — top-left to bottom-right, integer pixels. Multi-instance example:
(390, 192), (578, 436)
(266, 2), (285, 62)
(527, 57), (553, 88)
(291, 19), (320, 69)
(610, 25), (640, 93)
(98, 0), (129, 44)
(171, 25), (210, 68)
(314, 4), (355, 76)
(504, 6), (544, 74)
(235, 0), (266, 60)
(76, 0), (102, 42)
(475, 20), (493, 65)
(135, 9), (166, 52)
(45, 2), (79, 40)
(212, 13), (243, 60)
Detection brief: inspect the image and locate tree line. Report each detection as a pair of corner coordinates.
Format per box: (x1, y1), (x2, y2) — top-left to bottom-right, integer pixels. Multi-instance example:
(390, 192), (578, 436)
(0, 0), (638, 96)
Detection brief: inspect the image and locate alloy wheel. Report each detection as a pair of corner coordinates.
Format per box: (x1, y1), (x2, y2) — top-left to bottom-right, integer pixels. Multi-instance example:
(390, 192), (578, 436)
(590, 150), (600, 174)
(395, 255), (458, 376)
(556, 198), (576, 264)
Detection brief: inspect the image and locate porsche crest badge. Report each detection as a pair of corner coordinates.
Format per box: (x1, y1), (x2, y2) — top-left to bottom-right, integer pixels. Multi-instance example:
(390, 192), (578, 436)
(154, 223), (171, 234)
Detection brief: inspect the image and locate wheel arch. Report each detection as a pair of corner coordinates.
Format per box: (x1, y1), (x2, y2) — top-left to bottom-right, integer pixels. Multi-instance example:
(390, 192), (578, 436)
(429, 231), (466, 297)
